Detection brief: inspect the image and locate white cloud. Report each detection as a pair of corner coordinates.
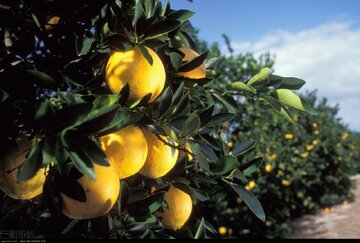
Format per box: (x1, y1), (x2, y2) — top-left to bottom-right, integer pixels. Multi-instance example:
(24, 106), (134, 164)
(229, 21), (360, 131)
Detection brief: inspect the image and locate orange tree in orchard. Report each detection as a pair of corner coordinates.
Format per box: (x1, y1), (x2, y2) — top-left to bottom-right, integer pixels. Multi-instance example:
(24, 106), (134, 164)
(0, 0), (314, 239)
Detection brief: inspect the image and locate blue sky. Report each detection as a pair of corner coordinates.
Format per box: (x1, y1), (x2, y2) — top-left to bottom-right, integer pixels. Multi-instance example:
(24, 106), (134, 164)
(165, 0), (360, 132)
(168, 0), (360, 44)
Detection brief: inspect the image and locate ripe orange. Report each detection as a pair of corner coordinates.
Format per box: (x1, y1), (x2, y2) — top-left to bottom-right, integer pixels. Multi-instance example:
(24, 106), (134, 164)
(178, 47), (206, 79)
(159, 185), (192, 230)
(105, 46), (166, 103)
(139, 128), (178, 179)
(0, 138), (47, 200)
(61, 163), (120, 219)
(100, 125), (148, 179)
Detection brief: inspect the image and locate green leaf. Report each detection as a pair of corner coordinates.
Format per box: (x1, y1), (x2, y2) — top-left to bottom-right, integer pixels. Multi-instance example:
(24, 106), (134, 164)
(212, 93), (239, 114)
(118, 83), (130, 105)
(230, 81), (257, 94)
(129, 93), (152, 108)
(271, 89), (317, 115)
(42, 137), (56, 166)
(241, 157), (263, 176)
(133, 0), (146, 27)
(34, 99), (50, 120)
(170, 52), (183, 70)
(76, 35), (94, 56)
(192, 188), (209, 202)
(278, 77), (306, 90)
(168, 10), (195, 22)
(247, 67), (270, 87)
(262, 96), (295, 123)
(63, 134), (96, 180)
(93, 94), (120, 109)
(120, 181), (130, 210)
(0, 89), (9, 103)
(75, 105), (119, 135)
(181, 113), (201, 137)
(17, 140), (42, 182)
(137, 44), (153, 65)
(205, 57), (222, 69)
(128, 192), (166, 215)
(213, 155), (237, 175)
(205, 113), (234, 127)
(228, 182), (266, 222)
(178, 51), (208, 73)
(194, 218), (206, 239)
(26, 69), (57, 88)
(232, 140), (256, 156)
(97, 111), (143, 137)
(157, 87), (173, 119)
(31, 13), (41, 29)
(198, 105), (214, 127)
(144, 19), (181, 40)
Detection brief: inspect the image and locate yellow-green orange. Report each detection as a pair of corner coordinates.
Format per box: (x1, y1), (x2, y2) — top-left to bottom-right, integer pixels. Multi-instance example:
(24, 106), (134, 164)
(159, 185), (192, 230)
(61, 163), (120, 220)
(0, 138), (46, 200)
(105, 46), (166, 103)
(178, 47), (206, 79)
(100, 125), (148, 179)
(139, 128), (178, 179)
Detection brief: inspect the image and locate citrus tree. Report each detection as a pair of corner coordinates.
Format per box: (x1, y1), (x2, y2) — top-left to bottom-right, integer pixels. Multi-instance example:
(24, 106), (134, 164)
(201, 39), (360, 238)
(0, 0), (314, 239)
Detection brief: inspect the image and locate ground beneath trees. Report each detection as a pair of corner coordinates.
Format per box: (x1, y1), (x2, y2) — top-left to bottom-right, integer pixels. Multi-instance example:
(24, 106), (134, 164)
(284, 175), (360, 239)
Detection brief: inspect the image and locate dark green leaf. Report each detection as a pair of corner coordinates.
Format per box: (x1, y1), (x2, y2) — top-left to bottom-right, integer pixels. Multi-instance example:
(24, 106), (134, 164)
(228, 182), (266, 222)
(63, 134), (96, 180)
(26, 69), (57, 88)
(76, 35), (94, 56)
(205, 113), (234, 127)
(42, 137), (56, 166)
(97, 111), (143, 137)
(232, 140), (256, 156)
(128, 192), (166, 215)
(194, 218), (206, 239)
(137, 44), (153, 65)
(168, 10), (195, 22)
(181, 113), (201, 137)
(118, 83), (130, 104)
(120, 181), (130, 209)
(213, 155), (237, 175)
(178, 51), (208, 72)
(193, 188), (209, 202)
(198, 105), (214, 127)
(144, 19), (181, 40)
(133, 0), (146, 27)
(93, 94), (120, 109)
(241, 157), (263, 176)
(169, 52), (183, 70)
(157, 87), (173, 118)
(0, 89), (9, 103)
(34, 99), (51, 122)
(75, 105), (118, 134)
(17, 141), (42, 182)
(129, 93), (152, 108)
(279, 77), (306, 90)
(205, 57), (222, 69)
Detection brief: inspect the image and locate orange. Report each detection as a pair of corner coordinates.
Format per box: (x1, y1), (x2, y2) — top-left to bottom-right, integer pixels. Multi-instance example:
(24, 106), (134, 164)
(139, 128), (178, 179)
(105, 46), (166, 103)
(100, 125), (148, 179)
(178, 47), (206, 79)
(61, 163), (120, 219)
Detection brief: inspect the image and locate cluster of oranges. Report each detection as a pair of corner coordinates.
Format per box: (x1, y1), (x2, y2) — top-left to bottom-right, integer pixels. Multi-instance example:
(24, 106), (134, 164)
(0, 45), (206, 231)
